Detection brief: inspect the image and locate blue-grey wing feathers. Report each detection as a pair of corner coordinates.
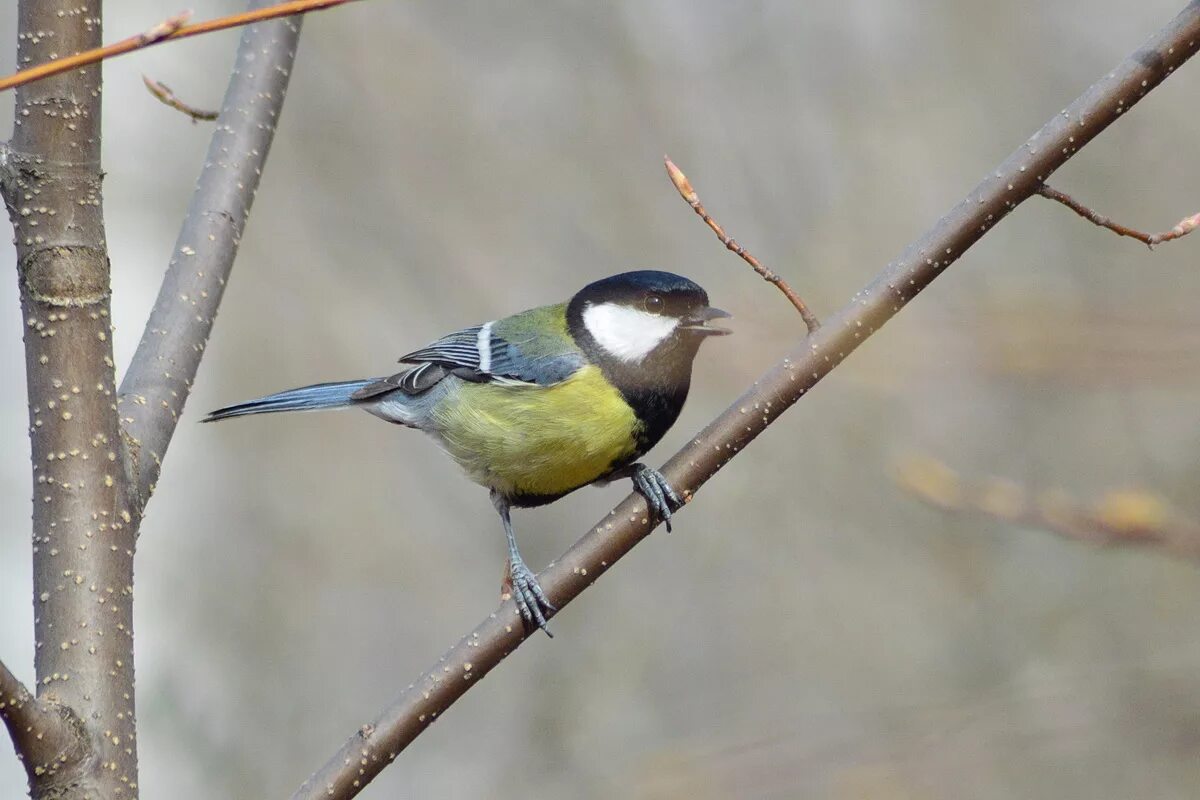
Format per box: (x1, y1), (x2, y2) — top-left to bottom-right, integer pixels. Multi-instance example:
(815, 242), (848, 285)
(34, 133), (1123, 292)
(353, 320), (583, 399)
(399, 325), (486, 370)
(486, 335), (583, 385)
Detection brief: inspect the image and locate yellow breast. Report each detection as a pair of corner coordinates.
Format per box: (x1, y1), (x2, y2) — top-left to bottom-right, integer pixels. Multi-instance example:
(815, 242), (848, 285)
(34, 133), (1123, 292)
(430, 365), (639, 502)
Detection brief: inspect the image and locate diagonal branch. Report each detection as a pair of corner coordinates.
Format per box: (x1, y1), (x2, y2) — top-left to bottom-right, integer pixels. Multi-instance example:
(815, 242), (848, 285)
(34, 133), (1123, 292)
(118, 4), (304, 514)
(290, 3), (1200, 799)
(0, 0), (356, 94)
(0, 658), (87, 789)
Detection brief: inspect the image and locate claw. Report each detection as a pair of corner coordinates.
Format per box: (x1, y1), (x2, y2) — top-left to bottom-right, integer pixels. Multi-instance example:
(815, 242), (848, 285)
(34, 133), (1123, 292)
(509, 559), (556, 637)
(631, 465), (684, 532)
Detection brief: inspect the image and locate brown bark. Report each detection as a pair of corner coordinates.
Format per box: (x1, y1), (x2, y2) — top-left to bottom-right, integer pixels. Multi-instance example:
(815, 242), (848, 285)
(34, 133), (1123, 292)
(0, 0), (139, 795)
(2, 1), (304, 797)
(118, 11), (304, 514)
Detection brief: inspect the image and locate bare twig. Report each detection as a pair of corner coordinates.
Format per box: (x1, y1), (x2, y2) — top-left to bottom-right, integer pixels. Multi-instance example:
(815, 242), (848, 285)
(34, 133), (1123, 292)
(118, 8), (303, 513)
(142, 75), (218, 122)
(1036, 184), (1200, 248)
(664, 156), (822, 333)
(0, 0), (357, 94)
(291, 5), (1200, 799)
(1156, 210), (1200, 244)
(0, 658), (86, 788)
(895, 456), (1200, 561)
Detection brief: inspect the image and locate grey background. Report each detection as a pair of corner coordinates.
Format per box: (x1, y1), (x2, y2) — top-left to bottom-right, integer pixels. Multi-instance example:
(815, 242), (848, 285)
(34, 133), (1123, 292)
(3, 1), (1200, 797)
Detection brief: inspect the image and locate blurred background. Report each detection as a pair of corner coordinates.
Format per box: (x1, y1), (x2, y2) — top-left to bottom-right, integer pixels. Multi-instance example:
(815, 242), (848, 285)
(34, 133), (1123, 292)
(3, 1), (1200, 797)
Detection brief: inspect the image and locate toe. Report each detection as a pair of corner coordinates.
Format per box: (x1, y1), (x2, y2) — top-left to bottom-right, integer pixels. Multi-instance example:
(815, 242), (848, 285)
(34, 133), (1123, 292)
(633, 466), (679, 531)
(659, 478), (683, 511)
(509, 565), (555, 636)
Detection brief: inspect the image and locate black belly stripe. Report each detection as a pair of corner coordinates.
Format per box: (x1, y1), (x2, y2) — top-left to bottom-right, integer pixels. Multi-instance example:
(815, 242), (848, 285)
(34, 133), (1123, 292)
(620, 384), (689, 455)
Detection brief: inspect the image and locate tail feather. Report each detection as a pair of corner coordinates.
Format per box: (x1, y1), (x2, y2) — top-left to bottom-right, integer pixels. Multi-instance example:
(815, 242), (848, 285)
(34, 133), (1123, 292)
(203, 379), (378, 422)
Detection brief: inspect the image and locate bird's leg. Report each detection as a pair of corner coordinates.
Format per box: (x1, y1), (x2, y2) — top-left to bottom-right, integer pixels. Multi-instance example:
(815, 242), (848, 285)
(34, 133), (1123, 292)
(609, 463), (684, 532)
(492, 492), (556, 637)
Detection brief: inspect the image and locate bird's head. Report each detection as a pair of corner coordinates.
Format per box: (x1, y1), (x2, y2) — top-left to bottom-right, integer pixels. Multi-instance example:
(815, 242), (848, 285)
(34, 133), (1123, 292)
(566, 270), (730, 371)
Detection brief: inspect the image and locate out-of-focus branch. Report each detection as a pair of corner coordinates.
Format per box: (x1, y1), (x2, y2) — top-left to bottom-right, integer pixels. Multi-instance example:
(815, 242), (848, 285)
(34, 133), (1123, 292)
(0, 0), (356, 94)
(895, 456), (1200, 561)
(118, 8), (303, 514)
(142, 75), (218, 122)
(664, 156), (822, 334)
(1036, 184), (1200, 248)
(290, 5), (1200, 799)
(0, 659), (87, 788)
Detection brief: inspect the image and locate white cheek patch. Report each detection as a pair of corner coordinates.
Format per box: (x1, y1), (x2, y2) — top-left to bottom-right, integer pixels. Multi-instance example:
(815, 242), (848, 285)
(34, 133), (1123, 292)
(582, 302), (678, 363)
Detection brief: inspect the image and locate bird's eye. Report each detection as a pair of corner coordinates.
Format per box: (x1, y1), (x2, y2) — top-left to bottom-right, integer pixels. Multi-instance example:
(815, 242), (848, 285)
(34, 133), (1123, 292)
(643, 294), (664, 313)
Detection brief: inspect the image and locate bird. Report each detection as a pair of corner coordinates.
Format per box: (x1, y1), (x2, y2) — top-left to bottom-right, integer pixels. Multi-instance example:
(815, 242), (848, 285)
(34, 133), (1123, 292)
(203, 270), (730, 635)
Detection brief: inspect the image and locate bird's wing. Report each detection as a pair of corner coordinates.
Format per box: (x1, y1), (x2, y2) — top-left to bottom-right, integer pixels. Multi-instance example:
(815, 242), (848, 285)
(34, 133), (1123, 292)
(351, 309), (584, 400)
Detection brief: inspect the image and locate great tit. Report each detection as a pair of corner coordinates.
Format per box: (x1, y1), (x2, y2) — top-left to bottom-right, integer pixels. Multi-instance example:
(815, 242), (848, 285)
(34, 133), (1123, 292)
(204, 270), (729, 634)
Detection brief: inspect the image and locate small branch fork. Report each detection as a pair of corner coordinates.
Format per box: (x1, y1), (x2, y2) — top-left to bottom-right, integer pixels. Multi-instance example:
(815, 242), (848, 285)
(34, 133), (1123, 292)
(0, 658), (83, 786)
(895, 456), (1200, 562)
(664, 156), (822, 334)
(0, 0), (359, 94)
(1036, 184), (1200, 248)
(142, 75), (218, 122)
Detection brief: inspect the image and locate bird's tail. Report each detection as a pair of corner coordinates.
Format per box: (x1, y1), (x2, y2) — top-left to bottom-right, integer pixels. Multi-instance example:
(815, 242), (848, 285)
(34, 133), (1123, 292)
(202, 379), (377, 422)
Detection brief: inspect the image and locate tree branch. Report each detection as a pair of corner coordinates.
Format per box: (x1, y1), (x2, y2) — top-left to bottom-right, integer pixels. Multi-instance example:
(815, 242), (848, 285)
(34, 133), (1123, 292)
(118, 6), (304, 514)
(664, 156), (822, 333)
(1036, 184), (1200, 248)
(0, 658), (90, 792)
(290, 4), (1200, 799)
(0, 0), (355, 94)
(1, 0), (141, 794)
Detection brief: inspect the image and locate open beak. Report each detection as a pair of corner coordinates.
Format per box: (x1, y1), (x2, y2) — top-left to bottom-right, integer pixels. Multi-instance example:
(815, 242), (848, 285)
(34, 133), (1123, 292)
(681, 306), (732, 336)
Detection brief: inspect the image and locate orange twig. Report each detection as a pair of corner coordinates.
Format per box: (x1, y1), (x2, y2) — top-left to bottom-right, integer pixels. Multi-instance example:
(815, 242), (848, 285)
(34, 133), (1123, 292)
(664, 156), (821, 333)
(1036, 184), (1199, 249)
(0, 0), (359, 94)
(142, 75), (218, 122)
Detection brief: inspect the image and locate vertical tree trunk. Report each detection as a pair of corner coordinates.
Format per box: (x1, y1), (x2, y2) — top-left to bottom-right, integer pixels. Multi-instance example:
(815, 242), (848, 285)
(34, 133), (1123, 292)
(2, 0), (138, 796)
(2, 2), (302, 793)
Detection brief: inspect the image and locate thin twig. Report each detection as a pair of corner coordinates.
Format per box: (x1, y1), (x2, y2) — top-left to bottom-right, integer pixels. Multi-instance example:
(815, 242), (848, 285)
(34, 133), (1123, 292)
(1155, 210), (1200, 244)
(290, 6), (1200, 799)
(0, 0), (357, 94)
(142, 75), (218, 122)
(895, 456), (1200, 561)
(0, 658), (85, 787)
(1036, 184), (1200, 248)
(118, 6), (303, 513)
(664, 156), (822, 333)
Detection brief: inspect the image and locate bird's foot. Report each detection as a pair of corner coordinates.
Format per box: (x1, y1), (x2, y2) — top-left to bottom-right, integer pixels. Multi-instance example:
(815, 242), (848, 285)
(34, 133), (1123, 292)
(631, 464), (684, 532)
(507, 558), (556, 637)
